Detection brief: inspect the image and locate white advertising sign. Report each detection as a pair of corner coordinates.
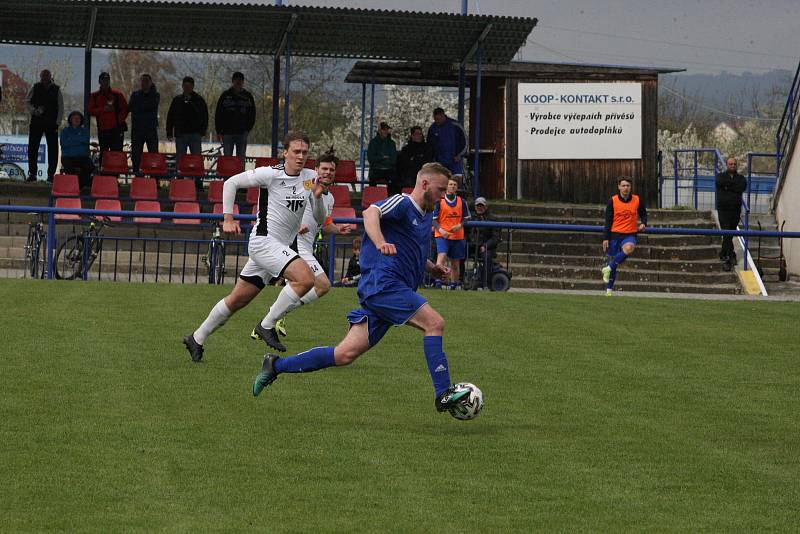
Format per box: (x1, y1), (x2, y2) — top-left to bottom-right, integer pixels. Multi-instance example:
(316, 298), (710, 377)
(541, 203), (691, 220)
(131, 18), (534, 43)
(518, 82), (642, 160)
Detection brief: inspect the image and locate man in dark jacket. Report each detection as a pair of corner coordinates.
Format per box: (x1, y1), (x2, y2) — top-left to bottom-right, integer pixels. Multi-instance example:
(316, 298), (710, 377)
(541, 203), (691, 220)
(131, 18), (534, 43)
(715, 157), (748, 271)
(215, 72), (256, 166)
(166, 76), (208, 170)
(468, 197), (502, 288)
(427, 107), (467, 177)
(367, 121), (397, 188)
(128, 74), (160, 174)
(396, 126), (434, 192)
(26, 69), (63, 182)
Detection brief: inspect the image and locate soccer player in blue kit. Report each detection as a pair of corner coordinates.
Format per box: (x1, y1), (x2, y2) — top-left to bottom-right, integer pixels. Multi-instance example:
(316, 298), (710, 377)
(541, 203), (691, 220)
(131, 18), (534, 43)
(252, 162), (471, 413)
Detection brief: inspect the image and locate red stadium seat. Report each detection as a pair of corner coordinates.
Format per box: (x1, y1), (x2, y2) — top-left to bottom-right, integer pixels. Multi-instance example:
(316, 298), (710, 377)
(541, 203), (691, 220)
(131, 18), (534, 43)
(215, 156), (243, 178)
(133, 201), (162, 224)
(335, 160), (358, 184)
(361, 185), (388, 208)
(305, 159), (316, 169)
(173, 202), (201, 225)
(54, 197), (82, 220)
(213, 203), (239, 214)
(328, 184), (351, 208)
(90, 175), (120, 199)
(168, 179), (197, 202)
(254, 157), (279, 168)
(331, 207), (356, 220)
(94, 199), (122, 222)
(207, 180), (224, 204)
(246, 187), (260, 206)
(51, 174), (80, 197)
(401, 187), (414, 195)
(177, 154), (205, 178)
(101, 151), (129, 175)
(130, 177), (158, 201)
(140, 152), (168, 177)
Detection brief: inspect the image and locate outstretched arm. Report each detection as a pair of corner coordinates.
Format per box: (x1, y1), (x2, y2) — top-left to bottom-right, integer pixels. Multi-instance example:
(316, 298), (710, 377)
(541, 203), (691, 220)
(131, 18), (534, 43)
(363, 206), (395, 255)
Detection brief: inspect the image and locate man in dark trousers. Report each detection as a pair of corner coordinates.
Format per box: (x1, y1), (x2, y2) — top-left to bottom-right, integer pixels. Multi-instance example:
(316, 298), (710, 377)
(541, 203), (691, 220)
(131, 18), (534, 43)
(715, 157), (748, 271)
(88, 72), (128, 159)
(166, 76), (209, 186)
(26, 69), (63, 182)
(215, 72), (256, 167)
(128, 74), (160, 174)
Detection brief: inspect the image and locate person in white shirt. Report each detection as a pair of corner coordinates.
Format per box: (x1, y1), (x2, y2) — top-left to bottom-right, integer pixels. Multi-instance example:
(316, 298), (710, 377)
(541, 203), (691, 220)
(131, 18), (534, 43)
(183, 132), (327, 362)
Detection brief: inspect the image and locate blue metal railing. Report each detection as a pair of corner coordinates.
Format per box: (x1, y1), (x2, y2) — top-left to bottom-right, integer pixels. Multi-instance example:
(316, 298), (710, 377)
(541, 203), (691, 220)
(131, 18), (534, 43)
(775, 60), (800, 191)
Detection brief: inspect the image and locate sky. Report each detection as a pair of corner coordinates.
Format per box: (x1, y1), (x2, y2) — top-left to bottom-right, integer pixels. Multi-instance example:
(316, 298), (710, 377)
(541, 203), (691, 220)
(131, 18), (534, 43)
(1, 0), (799, 91)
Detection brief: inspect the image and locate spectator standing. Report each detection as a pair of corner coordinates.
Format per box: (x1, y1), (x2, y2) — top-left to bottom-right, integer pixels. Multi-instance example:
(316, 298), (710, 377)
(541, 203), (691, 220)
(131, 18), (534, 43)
(128, 74), (160, 174)
(26, 69), (63, 182)
(468, 197), (501, 289)
(166, 76), (209, 171)
(215, 72), (256, 166)
(433, 176), (471, 289)
(88, 72), (128, 159)
(601, 177), (647, 294)
(59, 111), (93, 190)
(367, 121), (397, 187)
(715, 157), (747, 271)
(396, 126), (434, 193)
(427, 107), (466, 177)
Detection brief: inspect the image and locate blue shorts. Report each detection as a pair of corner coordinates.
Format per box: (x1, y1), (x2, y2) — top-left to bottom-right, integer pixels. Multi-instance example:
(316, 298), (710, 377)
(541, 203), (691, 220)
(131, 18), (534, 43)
(435, 237), (466, 260)
(347, 287), (428, 347)
(608, 235), (637, 257)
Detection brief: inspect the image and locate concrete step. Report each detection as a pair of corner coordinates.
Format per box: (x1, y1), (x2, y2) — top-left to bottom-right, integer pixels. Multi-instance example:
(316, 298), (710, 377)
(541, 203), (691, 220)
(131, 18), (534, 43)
(500, 214), (715, 229)
(510, 276), (741, 294)
(510, 230), (716, 246)
(507, 253), (730, 273)
(488, 201), (712, 220)
(507, 263), (737, 284)
(508, 241), (720, 260)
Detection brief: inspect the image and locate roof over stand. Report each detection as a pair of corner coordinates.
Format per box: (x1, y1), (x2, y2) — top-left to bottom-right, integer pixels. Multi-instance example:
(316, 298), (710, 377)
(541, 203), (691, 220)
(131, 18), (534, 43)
(0, 0), (537, 64)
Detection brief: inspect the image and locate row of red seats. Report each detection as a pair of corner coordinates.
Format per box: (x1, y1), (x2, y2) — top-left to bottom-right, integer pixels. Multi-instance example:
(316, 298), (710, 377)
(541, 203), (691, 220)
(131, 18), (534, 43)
(98, 151), (361, 184)
(52, 174), (398, 209)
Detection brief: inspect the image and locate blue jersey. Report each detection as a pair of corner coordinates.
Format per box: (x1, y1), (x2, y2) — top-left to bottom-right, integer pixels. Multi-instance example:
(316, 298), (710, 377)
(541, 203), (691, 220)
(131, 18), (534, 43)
(358, 194), (432, 300)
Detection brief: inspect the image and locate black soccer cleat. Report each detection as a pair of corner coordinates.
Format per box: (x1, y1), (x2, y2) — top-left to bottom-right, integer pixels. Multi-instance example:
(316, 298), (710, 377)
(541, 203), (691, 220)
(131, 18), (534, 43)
(251, 323), (287, 352)
(253, 353), (280, 397)
(435, 385), (470, 413)
(183, 334), (204, 363)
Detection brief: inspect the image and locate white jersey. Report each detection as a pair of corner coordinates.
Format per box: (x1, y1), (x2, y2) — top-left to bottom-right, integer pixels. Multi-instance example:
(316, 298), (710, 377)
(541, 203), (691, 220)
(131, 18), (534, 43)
(222, 164), (325, 245)
(297, 190), (335, 257)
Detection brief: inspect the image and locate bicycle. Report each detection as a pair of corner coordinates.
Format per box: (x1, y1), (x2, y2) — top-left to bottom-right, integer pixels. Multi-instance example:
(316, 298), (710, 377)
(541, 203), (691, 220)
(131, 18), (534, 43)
(23, 213), (47, 279)
(0, 143), (27, 181)
(203, 226), (226, 284)
(54, 217), (112, 280)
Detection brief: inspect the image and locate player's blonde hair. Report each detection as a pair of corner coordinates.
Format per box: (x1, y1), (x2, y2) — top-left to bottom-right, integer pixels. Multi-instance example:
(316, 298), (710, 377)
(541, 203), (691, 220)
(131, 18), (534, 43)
(417, 162), (452, 182)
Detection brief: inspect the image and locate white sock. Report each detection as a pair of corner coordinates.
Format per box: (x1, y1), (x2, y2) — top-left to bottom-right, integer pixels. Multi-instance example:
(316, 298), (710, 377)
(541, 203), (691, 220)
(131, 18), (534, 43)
(261, 284), (302, 329)
(193, 299), (232, 345)
(300, 287), (319, 305)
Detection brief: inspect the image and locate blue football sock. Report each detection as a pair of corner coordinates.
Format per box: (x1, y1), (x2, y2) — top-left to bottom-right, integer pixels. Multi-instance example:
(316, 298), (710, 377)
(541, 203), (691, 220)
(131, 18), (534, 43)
(609, 251), (628, 268)
(423, 336), (452, 397)
(274, 346), (335, 374)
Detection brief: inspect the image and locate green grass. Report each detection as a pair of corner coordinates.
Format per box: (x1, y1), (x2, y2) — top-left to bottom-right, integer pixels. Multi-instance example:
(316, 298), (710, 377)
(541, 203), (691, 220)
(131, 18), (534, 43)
(1, 280), (798, 532)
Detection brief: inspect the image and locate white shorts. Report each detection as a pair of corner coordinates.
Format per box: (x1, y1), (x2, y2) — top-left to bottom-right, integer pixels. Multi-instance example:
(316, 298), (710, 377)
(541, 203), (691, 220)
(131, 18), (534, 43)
(300, 253), (327, 278)
(238, 235), (299, 289)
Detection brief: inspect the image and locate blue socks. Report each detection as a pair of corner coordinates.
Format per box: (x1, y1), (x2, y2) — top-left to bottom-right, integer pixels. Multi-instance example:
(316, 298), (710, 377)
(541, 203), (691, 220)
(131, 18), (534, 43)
(274, 346), (335, 374)
(423, 336), (451, 397)
(609, 251), (628, 268)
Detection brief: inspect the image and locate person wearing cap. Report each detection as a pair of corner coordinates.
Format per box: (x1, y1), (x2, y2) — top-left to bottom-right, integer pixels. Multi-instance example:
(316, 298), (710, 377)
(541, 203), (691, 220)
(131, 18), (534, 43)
(367, 121), (397, 190)
(427, 107), (467, 177)
(432, 176), (471, 289)
(59, 110), (93, 189)
(88, 72), (128, 159)
(468, 197), (502, 289)
(26, 69), (63, 182)
(215, 72), (256, 167)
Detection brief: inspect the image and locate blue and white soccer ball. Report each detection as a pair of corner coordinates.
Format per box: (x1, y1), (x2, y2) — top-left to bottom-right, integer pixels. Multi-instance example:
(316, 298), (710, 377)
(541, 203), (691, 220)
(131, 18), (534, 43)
(448, 382), (484, 420)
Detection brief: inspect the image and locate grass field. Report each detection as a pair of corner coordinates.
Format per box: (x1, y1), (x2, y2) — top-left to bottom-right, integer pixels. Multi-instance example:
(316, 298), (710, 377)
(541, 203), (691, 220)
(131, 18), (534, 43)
(2, 279), (799, 532)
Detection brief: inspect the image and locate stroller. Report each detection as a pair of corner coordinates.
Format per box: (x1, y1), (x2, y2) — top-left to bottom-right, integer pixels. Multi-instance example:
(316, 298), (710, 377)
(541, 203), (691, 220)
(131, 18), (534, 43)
(462, 242), (512, 291)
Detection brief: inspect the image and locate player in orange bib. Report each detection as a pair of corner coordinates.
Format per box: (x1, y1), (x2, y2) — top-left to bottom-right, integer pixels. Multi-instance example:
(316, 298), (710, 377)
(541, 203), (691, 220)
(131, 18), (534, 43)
(601, 177), (647, 294)
(432, 177), (471, 289)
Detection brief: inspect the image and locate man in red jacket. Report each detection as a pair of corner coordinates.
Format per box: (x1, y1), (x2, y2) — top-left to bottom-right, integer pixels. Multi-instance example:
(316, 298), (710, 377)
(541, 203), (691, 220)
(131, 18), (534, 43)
(88, 72), (128, 161)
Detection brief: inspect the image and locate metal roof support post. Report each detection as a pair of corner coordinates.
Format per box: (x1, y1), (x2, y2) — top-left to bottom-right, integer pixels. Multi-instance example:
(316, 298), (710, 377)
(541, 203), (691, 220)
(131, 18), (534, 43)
(457, 0), (467, 125)
(83, 7), (98, 119)
(472, 45), (482, 199)
(283, 33), (291, 137)
(369, 82), (376, 141)
(359, 83), (366, 183)
(271, 56), (281, 157)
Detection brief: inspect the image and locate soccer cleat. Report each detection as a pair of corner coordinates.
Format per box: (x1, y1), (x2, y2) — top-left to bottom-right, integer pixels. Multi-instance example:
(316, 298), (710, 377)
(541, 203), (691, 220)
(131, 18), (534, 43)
(275, 317), (287, 337)
(251, 323), (287, 352)
(252, 353), (280, 397)
(601, 265), (612, 283)
(183, 334), (204, 363)
(435, 385), (471, 413)
(606, 288), (613, 296)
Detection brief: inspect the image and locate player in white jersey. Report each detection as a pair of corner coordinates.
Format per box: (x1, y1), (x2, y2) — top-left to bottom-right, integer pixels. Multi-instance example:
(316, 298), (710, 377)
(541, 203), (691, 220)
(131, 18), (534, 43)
(183, 132), (326, 362)
(270, 153), (352, 338)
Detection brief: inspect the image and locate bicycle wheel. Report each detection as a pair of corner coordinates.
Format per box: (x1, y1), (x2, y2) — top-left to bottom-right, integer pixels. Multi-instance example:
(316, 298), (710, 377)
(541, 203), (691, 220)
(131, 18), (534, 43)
(214, 242), (226, 284)
(55, 236), (83, 280)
